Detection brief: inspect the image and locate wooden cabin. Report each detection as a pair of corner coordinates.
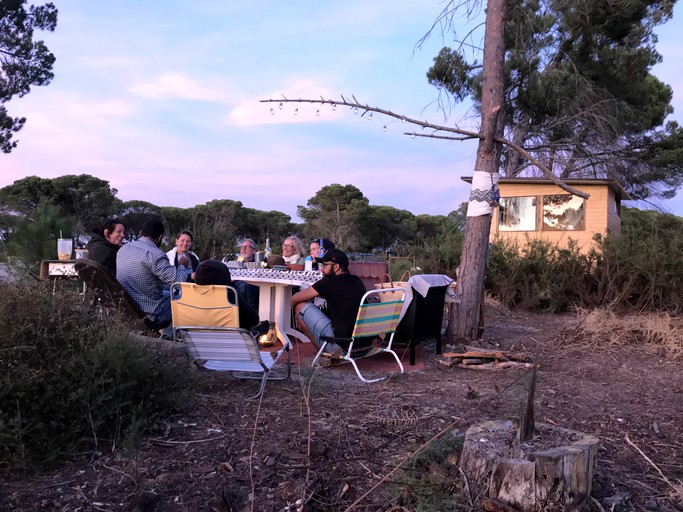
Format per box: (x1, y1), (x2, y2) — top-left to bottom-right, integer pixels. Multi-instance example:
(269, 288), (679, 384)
(462, 177), (631, 252)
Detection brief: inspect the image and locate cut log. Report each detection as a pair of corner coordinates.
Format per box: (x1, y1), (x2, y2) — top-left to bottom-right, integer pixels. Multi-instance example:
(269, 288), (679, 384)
(459, 420), (599, 511)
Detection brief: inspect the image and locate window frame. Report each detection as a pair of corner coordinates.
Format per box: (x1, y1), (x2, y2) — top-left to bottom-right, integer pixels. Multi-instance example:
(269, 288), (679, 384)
(498, 193), (586, 233)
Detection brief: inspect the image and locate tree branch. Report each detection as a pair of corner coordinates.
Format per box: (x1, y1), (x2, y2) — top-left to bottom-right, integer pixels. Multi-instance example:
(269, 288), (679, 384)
(261, 96), (590, 199)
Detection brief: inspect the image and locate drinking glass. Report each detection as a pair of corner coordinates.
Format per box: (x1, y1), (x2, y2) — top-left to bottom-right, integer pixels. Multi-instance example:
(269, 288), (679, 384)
(57, 238), (73, 260)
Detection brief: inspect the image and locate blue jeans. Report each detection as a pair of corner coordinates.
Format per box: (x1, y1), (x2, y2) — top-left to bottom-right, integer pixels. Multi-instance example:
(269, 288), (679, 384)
(298, 302), (341, 353)
(151, 297), (173, 329)
(233, 280), (259, 312)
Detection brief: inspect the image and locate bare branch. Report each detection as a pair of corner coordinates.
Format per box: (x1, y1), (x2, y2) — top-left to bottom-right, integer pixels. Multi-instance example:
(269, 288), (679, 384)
(261, 96), (590, 199)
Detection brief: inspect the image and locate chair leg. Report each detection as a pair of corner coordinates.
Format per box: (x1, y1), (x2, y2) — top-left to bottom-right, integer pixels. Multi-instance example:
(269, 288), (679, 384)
(250, 373), (268, 400)
(384, 346), (405, 375)
(345, 355), (384, 383)
(311, 341), (328, 366)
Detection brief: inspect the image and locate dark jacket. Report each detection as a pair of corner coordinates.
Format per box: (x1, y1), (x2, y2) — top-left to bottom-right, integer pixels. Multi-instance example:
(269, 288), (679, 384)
(87, 232), (120, 276)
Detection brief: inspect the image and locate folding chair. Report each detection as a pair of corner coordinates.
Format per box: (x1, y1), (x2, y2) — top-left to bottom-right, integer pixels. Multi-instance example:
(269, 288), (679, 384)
(74, 259), (157, 334)
(170, 282), (291, 399)
(311, 287), (406, 383)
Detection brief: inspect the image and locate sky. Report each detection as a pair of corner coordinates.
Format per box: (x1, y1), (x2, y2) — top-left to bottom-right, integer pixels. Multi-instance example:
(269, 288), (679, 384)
(3, 1), (683, 221)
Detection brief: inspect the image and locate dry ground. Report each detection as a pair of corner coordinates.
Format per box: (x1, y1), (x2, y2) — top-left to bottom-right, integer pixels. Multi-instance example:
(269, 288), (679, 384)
(1, 307), (682, 511)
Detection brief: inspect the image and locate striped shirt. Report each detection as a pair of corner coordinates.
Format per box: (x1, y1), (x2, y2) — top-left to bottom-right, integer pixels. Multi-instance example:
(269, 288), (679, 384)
(116, 237), (190, 319)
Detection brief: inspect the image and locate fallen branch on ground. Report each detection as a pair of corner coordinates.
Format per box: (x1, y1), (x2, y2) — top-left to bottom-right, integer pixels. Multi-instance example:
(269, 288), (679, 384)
(438, 347), (535, 369)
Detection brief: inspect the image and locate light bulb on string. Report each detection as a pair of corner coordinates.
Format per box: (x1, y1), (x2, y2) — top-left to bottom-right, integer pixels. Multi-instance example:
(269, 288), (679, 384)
(269, 107), (274, 115)
(316, 109), (320, 116)
(411, 132), (416, 139)
(332, 104), (337, 111)
(368, 113), (373, 120)
(382, 125), (387, 132)
(353, 107), (358, 114)
(294, 108), (299, 115)
(278, 102), (283, 110)
(401, 116), (406, 123)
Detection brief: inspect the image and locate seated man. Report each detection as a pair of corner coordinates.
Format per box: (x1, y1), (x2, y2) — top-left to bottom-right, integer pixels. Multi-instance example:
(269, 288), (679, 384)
(193, 259), (261, 330)
(292, 249), (366, 358)
(117, 219), (191, 329)
(233, 238), (260, 311)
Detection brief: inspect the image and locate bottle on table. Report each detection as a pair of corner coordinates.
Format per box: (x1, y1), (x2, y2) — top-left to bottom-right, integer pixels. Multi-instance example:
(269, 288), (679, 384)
(304, 255), (313, 272)
(264, 238), (272, 258)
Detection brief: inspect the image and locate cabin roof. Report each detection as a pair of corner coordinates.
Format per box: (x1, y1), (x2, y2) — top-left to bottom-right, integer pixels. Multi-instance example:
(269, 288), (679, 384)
(460, 176), (632, 201)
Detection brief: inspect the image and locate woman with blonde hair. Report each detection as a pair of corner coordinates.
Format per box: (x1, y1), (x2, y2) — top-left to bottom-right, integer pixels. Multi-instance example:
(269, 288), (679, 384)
(281, 235), (306, 265)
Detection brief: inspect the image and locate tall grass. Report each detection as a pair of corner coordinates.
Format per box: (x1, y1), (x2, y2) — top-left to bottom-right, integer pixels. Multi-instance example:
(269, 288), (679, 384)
(0, 281), (197, 470)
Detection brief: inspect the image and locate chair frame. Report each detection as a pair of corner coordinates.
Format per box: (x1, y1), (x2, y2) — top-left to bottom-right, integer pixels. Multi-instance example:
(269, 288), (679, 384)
(311, 287), (406, 383)
(171, 282), (291, 399)
(74, 258), (157, 334)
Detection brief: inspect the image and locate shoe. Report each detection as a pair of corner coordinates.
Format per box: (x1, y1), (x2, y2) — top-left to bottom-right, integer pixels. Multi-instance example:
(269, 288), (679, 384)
(318, 351), (344, 367)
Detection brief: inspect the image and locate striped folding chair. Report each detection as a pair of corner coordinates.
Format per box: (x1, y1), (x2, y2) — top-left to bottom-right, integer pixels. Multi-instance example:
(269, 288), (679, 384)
(312, 287), (406, 383)
(171, 282), (290, 399)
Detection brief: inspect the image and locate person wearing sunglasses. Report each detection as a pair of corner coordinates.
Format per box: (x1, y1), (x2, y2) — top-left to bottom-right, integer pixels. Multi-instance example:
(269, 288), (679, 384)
(292, 248), (366, 360)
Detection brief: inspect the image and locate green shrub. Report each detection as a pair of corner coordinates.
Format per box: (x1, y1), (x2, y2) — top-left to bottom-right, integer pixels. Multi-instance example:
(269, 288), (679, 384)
(485, 208), (683, 312)
(389, 434), (466, 511)
(0, 281), (197, 469)
(486, 238), (593, 312)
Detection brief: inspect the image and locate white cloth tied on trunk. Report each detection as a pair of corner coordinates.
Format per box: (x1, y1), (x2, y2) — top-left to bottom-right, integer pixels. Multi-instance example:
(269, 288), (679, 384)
(466, 170), (500, 217)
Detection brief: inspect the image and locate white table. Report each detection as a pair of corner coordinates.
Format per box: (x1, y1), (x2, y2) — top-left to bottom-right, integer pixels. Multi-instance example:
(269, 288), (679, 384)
(229, 267), (323, 346)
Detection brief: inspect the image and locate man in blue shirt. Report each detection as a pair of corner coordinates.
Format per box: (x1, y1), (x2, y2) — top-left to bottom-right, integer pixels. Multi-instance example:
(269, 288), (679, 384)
(117, 219), (191, 329)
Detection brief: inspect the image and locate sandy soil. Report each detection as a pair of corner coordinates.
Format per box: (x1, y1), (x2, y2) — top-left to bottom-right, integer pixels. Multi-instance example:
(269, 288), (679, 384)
(1, 308), (682, 511)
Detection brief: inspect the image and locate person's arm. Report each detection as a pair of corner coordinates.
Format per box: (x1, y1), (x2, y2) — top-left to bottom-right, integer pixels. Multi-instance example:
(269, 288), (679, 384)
(291, 285), (319, 307)
(151, 250), (190, 286)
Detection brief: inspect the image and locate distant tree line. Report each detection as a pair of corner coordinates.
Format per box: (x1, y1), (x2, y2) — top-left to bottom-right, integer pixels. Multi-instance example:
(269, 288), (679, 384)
(0, 174), (466, 273)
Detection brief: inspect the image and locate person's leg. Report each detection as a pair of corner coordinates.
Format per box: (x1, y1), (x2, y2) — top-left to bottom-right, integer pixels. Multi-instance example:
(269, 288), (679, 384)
(152, 298), (173, 329)
(234, 281), (259, 311)
(295, 302), (342, 354)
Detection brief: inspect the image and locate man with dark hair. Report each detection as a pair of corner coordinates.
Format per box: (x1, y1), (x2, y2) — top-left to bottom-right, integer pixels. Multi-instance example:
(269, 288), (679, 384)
(116, 219), (191, 329)
(292, 248), (366, 357)
(193, 260), (260, 330)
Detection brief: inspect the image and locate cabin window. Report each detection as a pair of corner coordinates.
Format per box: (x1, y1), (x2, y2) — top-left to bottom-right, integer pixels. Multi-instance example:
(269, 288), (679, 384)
(498, 194), (586, 232)
(543, 194), (585, 231)
(499, 196), (537, 231)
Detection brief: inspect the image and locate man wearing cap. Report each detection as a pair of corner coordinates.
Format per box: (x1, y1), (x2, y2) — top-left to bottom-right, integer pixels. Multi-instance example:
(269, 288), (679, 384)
(292, 248), (366, 358)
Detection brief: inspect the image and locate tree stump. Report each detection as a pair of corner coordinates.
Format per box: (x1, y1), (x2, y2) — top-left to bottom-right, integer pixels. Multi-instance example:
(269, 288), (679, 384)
(459, 420), (599, 511)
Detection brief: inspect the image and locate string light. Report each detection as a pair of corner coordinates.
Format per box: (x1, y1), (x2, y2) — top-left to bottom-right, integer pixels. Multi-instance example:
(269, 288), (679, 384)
(294, 107), (298, 115)
(278, 102), (283, 110)
(332, 104), (337, 111)
(269, 107), (274, 115)
(368, 113), (373, 120)
(382, 125), (387, 132)
(353, 106), (358, 114)
(316, 109), (320, 116)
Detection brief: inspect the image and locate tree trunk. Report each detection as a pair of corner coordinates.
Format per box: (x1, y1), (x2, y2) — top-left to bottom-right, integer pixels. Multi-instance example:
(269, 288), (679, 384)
(448, 0), (507, 340)
(459, 420), (600, 511)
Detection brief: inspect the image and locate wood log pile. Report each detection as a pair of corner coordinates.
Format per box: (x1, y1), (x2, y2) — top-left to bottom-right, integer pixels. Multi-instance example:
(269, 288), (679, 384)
(438, 346), (535, 370)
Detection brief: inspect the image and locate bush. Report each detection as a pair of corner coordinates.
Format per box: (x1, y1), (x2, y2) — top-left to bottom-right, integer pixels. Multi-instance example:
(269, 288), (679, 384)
(486, 238), (594, 312)
(0, 281), (197, 469)
(485, 208), (683, 313)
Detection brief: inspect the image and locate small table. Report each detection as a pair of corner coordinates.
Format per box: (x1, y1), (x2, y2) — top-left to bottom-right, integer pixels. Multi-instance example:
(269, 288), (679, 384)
(40, 259), (84, 293)
(40, 260), (78, 279)
(229, 267), (323, 347)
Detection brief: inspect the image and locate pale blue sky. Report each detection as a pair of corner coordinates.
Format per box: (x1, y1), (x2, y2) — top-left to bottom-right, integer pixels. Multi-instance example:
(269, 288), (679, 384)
(3, 1), (682, 220)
